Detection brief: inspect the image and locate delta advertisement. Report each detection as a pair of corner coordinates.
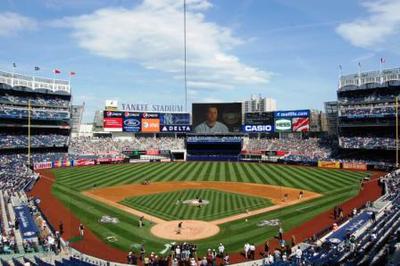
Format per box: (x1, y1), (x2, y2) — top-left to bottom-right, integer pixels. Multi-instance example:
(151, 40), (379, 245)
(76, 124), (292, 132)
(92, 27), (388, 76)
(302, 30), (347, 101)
(274, 110), (310, 133)
(103, 111), (191, 132)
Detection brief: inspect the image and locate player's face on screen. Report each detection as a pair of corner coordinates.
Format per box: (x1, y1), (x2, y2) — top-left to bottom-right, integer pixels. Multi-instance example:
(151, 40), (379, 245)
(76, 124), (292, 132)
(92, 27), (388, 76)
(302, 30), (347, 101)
(207, 107), (218, 123)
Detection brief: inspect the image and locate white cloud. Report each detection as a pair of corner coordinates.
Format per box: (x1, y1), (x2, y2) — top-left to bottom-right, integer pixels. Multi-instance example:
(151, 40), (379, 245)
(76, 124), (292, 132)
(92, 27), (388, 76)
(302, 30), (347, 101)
(336, 0), (400, 51)
(56, 0), (271, 92)
(0, 12), (37, 37)
(351, 52), (375, 62)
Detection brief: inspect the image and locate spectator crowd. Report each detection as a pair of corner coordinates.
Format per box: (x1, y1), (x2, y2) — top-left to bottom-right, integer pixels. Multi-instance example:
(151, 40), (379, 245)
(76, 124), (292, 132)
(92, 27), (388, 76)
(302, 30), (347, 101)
(0, 134), (69, 149)
(340, 137), (395, 150)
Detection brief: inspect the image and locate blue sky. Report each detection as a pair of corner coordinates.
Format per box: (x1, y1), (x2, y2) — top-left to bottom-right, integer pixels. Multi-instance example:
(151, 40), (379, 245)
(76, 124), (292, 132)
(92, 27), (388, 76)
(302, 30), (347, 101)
(0, 0), (399, 122)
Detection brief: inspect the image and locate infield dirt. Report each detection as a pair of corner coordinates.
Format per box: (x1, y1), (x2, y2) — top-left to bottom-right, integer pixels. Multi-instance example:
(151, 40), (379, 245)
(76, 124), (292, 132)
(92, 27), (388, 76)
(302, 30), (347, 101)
(83, 181), (321, 240)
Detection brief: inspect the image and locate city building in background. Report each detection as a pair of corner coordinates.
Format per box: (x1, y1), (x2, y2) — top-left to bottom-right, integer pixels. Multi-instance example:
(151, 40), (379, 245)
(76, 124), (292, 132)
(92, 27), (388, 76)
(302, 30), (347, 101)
(93, 110), (104, 131)
(309, 109), (327, 132)
(324, 101), (338, 136)
(70, 104), (85, 135)
(243, 95), (277, 113)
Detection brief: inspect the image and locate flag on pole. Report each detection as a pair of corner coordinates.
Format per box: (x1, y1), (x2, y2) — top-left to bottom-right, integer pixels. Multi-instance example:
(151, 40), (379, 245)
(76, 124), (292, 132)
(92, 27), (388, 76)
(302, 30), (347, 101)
(380, 58), (385, 64)
(53, 69), (61, 74)
(12, 62), (16, 68)
(34, 66), (40, 71)
(338, 64), (342, 71)
(69, 71), (76, 76)
(358, 62), (361, 68)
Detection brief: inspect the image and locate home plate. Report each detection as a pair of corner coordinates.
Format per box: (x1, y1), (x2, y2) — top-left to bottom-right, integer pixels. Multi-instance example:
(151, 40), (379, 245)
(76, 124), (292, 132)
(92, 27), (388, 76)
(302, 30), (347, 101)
(151, 220), (220, 240)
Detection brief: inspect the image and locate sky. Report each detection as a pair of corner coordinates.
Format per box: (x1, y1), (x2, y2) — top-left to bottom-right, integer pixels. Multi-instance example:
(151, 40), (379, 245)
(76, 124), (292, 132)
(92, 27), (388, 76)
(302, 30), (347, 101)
(0, 0), (399, 122)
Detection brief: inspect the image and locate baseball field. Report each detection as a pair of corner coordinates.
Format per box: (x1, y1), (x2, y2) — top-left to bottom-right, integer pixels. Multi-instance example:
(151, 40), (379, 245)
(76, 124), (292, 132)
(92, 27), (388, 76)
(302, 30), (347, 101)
(50, 162), (366, 255)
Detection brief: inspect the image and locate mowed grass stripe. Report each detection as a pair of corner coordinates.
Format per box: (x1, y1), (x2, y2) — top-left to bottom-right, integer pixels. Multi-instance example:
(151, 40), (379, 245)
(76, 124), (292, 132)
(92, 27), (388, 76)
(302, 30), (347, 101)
(118, 163), (177, 186)
(259, 164), (282, 185)
(184, 162), (205, 181)
(156, 163), (188, 182)
(64, 163), (147, 185)
(248, 163), (278, 185)
(217, 162), (226, 182)
(289, 166), (353, 191)
(299, 166), (359, 186)
(69, 163), (150, 189)
(175, 162), (203, 181)
(54, 164), (121, 181)
(273, 165), (325, 192)
(243, 163), (262, 184)
(231, 163), (244, 183)
(264, 164), (297, 188)
(91, 163), (161, 188)
(227, 162), (239, 182)
(240, 163), (257, 184)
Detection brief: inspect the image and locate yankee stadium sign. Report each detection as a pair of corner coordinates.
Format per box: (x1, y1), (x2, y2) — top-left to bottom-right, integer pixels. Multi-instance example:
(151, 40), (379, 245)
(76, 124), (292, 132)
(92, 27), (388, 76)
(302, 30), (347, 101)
(122, 103), (183, 113)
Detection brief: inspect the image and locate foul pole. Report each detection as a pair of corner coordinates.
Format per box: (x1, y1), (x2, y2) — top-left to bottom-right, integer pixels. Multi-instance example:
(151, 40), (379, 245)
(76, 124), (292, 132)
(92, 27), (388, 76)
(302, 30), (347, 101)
(396, 96), (399, 168)
(28, 100), (31, 166)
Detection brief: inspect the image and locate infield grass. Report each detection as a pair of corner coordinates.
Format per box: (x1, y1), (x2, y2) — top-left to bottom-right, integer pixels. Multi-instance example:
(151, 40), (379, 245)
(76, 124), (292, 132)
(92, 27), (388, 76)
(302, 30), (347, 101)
(119, 189), (274, 221)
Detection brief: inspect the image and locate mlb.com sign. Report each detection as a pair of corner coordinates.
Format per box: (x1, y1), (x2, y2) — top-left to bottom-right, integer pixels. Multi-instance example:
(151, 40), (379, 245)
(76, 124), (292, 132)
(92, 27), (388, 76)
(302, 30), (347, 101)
(242, 124), (274, 133)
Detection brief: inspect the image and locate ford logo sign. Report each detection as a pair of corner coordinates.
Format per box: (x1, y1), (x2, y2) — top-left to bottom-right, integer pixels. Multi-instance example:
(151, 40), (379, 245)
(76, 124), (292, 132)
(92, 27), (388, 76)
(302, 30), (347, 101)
(124, 119), (140, 126)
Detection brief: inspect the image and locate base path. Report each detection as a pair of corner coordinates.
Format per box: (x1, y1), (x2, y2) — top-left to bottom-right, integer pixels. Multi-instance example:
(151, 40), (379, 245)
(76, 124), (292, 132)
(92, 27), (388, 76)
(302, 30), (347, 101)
(151, 220), (220, 241)
(83, 181), (321, 226)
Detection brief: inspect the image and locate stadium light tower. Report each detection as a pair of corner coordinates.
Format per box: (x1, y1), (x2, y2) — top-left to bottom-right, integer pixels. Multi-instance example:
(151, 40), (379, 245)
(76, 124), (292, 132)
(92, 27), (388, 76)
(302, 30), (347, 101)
(184, 0), (188, 112)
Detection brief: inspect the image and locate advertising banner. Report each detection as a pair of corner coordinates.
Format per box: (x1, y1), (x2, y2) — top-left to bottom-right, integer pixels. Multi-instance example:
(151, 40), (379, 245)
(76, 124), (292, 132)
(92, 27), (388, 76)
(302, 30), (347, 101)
(274, 118), (292, 132)
(192, 103), (242, 133)
(318, 161), (341, 169)
(74, 159), (96, 166)
(274, 109), (310, 118)
(141, 118), (160, 133)
(292, 117), (310, 132)
(342, 162), (367, 170)
(96, 157), (125, 164)
(160, 113), (190, 125)
(242, 124), (274, 133)
(104, 111), (123, 117)
(244, 112), (274, 125)
(14, 205), (39, 239)
(160, 125), (192, 132)
(104, 117), (123, 132)
(146, 150), (160, 155)
(33, 162), (52, 170)
(123, 112), (141, 132)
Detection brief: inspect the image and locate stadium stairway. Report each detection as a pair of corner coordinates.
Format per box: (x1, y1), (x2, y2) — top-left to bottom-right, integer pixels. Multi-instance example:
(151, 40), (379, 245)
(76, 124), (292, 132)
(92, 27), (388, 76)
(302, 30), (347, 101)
(6, 200), (24, 252)
(0, 191), (10, 234)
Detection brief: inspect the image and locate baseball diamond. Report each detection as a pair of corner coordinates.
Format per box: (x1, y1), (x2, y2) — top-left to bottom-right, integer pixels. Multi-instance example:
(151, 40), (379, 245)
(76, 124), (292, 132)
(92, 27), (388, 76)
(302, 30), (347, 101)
(119, 189), (274, 221)
(50, 161), (366, 255)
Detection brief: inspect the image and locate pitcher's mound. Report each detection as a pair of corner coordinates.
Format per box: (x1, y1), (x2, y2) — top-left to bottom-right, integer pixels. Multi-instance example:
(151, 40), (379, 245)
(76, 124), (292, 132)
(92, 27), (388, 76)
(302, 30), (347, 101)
(151, 220), (220, 240)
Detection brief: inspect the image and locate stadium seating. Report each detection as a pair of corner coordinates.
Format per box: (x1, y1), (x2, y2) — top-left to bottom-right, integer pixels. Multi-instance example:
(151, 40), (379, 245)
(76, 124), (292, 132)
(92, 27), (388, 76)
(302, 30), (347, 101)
(0, 95), (69, 108)
(253, 169), (400, 265)
(340, 137), (396, 150)
(0, 105), (69, 120)
(0, 134), (69, 149)
(68, 136), (184, 158)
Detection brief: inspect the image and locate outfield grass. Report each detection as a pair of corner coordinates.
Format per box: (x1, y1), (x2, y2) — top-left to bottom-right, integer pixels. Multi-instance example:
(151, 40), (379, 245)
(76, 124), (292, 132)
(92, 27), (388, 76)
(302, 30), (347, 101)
(120, 189), (274, 221)
(51, 162), (366, 255)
